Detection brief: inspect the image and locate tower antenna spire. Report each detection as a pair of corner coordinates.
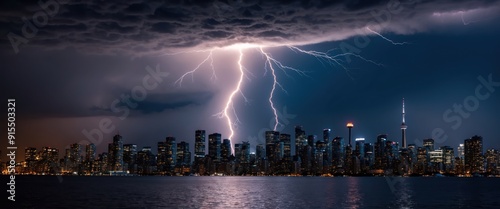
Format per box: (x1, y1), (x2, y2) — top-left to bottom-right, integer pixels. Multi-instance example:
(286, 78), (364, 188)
(401, 98), (407, 148)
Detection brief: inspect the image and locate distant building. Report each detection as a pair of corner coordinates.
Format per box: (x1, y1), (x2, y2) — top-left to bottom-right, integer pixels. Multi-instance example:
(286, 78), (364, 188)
(208, 133), (221, 162)
(464, 135), (483, 174)
(123, 144), (137, 174)
(195, 130), (206, 158)
(221, 139), (232, 162)
(108, 134), (124, 172)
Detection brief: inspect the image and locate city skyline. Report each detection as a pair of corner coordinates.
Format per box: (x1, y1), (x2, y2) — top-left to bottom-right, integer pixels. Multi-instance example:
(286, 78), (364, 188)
(5, 129), (498, 176)
(2, 0), (500, 173)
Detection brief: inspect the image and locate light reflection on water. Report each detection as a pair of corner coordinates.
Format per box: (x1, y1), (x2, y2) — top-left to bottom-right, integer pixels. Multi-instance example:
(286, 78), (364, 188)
(10, 176), (500, 209)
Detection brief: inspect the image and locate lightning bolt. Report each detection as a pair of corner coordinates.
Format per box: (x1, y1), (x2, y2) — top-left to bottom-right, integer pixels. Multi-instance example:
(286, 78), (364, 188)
(168, 41), (390, 148)
(214, 49), (245, 141)
(366, 27), (409, 45)
(259, 47), (288, 131)
(174, 50), (215, 86)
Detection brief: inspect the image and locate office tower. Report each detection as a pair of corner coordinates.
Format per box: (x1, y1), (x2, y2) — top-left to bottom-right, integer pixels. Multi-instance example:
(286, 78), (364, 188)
(176, 141), (191, 175)
(355, 138), (365, 171)
(295, 126), (307, 157)
(364, 143), (374, 171)
(407, 144), (417, 173)
(25, 147), (37, 173)
(416, 147), (428, 174)
(266, 131), (280, 173)
(307, 135), (316, 147)
(429, 149), (443, 172)
(346, 123), (354, 146)
(69, 143), (82, 172)
(457, 144), (465, 159)
(157, 141), (167, 173)
(332, 136), (345, 171)
(423, 139), (435, 152)
(441, 146), (454, 173)
(280, 134), (292, 161)
(137, 147), (156, 175)
(485, 149), (499, 174)
(464, 135), (483, 174)
(256, 144), (265, 160)
(123, 144), (137, 173)
(85, 143), (96, 173)
(85, 144), (96, 162)
(374, 134), (387, 170)
(176, 141), (190, 166)
(401, 98), (407, 148)
(323, 129), (333, 169)
(165, 137), (177, 174)
(107, 134), (124, 172)
(208, 133), (222, 162)
(221, 139), (232, 162)
(195, 130), (206, 158)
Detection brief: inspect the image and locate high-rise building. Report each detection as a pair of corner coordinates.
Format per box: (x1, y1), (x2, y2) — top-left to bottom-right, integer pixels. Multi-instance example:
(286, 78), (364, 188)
(457, 144), (465, 159)
(332, 136), (345, 171)
(165, 137), (177, 173)
(69, 143), (82, 173)
(176, 141), (190, 166)
(265, 131), (280, 173)
(441, 146), (454, 173)
(464, 135), (483, 174)
(423, 139), (435, 152)
(137, 147), (156, 175)
(221, 139), (232, 162)
(208, 133), (221, 162)
(195, 130), (206, 158)
(157, 141), (167, 172)
(280, 134), (292, 161)
(323, 129), (333, 169)
(85, 144), (96, 162)
(123, 144), (137, 173)
(374, 134), (387, 170)
(401, 98), (407, 148)
(485, 149), (499, 174)
(24, 147), (37, 173)
(84, 143), (96, 173)
(108, 134), (124, 172)
(295, 126), (307, 157)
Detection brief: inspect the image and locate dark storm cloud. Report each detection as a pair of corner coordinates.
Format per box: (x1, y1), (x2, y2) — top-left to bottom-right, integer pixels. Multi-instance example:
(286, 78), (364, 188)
(1, 0), (499, 55)
(91, 91), (214, 115)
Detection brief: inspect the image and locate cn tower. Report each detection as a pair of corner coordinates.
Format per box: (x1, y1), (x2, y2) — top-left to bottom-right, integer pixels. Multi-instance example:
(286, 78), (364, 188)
(401, 98), (407, 148)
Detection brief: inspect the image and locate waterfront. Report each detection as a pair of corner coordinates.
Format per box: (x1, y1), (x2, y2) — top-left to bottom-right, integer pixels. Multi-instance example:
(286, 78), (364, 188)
(3, 176), (500, 208)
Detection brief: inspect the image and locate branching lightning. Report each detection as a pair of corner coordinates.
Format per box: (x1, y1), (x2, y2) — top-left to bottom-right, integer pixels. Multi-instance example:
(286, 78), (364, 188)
(174, 50), (215, 86)
(366, 27), (409, 45)
(260, 47), (289, 131)
(214, 49), (245, 140)
(168, 39), (393, 142)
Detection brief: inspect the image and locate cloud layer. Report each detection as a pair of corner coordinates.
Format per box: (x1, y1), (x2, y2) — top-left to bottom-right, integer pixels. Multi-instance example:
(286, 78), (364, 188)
(1, 0), (499, 55)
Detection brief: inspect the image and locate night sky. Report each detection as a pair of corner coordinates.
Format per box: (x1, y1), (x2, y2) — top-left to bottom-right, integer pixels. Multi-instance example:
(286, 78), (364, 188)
(1, 0), (500, 161)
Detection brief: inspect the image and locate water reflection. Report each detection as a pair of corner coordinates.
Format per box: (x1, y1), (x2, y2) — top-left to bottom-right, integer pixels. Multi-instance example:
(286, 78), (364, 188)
(344, 177), (362, 209)
(388, 177), (414, 209)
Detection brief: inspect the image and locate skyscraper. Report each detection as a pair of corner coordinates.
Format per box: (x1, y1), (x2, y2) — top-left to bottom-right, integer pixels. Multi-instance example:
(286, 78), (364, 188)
(123, 144), (137, 173)
(165, 137), (177, 174)
(423, 139), (435, 152)
(108, 134), (124, 172)
(195, 130), (206, 158)
(401, 98), (407, 148)
(176, 141), (191, 168)
(464, 135), (483, 174)
(208, 133), (222, 162)
(221, 139), (232, 161)
(295, 126), (307, 157)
